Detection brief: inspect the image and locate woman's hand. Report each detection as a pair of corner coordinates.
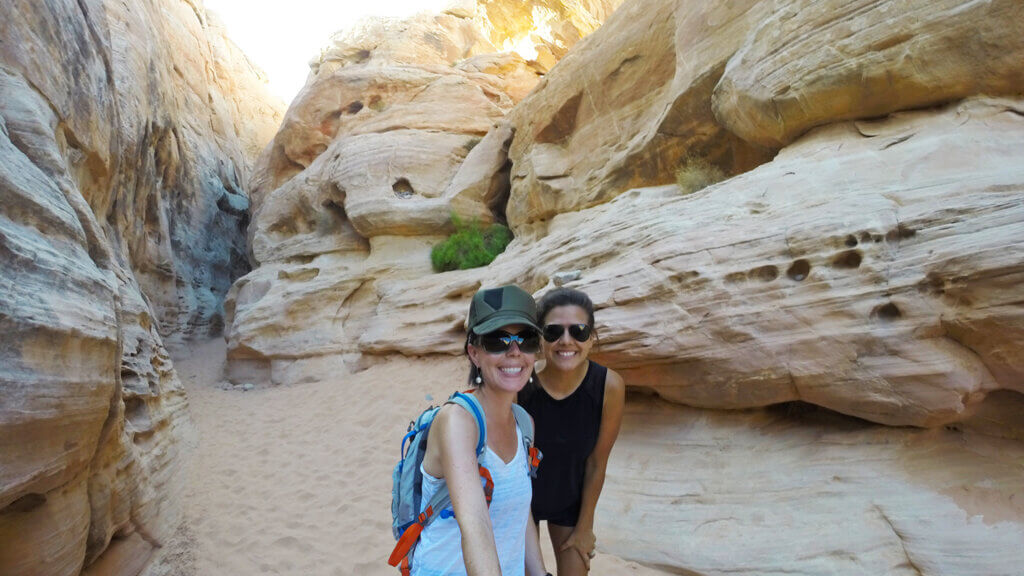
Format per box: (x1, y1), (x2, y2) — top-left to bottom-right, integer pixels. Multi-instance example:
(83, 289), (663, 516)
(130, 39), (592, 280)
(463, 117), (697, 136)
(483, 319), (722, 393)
(559, 526), (597, 570)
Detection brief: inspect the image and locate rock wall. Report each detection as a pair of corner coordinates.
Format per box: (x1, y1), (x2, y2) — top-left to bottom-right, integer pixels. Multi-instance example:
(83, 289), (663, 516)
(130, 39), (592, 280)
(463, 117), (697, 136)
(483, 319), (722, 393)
(0, 1), (282, 574)
(602, 393), (1024, 575)
(366, 97), (1024, 427)
(225, 0), (1024, 573)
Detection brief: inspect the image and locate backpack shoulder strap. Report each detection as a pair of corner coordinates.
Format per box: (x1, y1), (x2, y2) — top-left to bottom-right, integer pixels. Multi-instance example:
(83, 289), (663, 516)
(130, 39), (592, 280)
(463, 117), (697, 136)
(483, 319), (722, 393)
(511, 403), (542, 477)
(511, 403), (534, 444)
(447, 391), (486, 457)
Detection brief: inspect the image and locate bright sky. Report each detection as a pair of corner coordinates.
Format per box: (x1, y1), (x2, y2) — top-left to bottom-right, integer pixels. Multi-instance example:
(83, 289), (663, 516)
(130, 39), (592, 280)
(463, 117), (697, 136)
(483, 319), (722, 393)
(204, 0), (452, 103)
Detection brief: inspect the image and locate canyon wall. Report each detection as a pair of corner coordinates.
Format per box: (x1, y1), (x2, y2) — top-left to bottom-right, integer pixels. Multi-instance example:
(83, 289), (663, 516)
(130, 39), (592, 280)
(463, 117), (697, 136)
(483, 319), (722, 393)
(0, 0), (282, 574)
(227, 0), (1024, 573)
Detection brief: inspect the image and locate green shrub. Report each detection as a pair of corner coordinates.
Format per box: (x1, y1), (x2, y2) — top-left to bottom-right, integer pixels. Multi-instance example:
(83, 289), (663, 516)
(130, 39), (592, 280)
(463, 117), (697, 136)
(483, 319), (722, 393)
(431, 215), (513, 272)
(675, 155), (727, 195)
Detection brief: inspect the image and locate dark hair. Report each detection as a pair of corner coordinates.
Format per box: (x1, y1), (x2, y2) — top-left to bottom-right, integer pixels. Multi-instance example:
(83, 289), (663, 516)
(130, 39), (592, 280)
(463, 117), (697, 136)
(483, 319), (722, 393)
(537, 287), (595, 326)
(466, 333), (482, 387)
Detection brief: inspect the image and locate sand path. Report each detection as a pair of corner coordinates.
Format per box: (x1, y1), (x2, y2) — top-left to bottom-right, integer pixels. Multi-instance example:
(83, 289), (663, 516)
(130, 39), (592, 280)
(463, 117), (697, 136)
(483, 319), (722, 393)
(167, 338), (666, 576)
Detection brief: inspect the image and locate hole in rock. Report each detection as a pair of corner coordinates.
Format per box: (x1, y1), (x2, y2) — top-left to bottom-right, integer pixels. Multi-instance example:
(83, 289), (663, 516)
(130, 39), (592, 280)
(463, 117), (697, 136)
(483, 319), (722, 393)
(786, 259), (811, 281)
(766, 401), (876, 429)
(321, 199), (346, 221)
(208, 313), (225, 336)
(886, 223), (917, 242)
(751, 265), (779, 282)
(917, 272), (945, 295)
(3, 493), (47, 514)
(124, 396), (152, 432)
(845, 235), (858, 247)
(354, 49), (371, 63)
(872, 302), (902, 321)
(831, 250), (862, 269)
(393, 178), (415, 199)
(345, 101), (363, 115)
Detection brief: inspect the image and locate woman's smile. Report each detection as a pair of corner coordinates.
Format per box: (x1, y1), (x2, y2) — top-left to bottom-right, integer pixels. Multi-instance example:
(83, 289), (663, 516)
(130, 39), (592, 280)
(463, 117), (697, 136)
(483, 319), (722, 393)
(543, 306), (593, 372)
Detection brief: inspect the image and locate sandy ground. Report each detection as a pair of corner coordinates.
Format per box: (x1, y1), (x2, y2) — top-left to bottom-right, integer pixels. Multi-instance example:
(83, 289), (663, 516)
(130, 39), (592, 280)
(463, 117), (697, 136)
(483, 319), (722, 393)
(161, 338), (668, 576)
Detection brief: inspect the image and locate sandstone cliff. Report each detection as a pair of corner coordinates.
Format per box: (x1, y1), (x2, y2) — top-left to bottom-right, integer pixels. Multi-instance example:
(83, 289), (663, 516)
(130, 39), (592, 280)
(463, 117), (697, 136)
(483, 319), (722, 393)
(228, 0), (623, 384)
(226, 0), (1024, 573)
(0, 1), (282, 574)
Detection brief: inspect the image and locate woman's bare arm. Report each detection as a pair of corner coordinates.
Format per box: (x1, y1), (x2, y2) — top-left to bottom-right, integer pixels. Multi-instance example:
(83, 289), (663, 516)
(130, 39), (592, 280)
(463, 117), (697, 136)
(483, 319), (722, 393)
(433, 404), (502, 576)
(525, 509), (547, 575)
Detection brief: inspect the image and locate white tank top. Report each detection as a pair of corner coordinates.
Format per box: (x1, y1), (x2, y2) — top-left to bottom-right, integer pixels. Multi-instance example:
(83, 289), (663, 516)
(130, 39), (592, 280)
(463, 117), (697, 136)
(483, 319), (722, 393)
(411, 425), (531, 576)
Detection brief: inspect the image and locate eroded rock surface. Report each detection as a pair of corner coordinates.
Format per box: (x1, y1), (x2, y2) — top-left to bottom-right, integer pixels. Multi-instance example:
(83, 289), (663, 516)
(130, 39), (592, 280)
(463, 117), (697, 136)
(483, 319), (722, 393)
(503, 0), (777, 229)
(229, 0), (622, 382)
(602, 394), (1024, 575)
(364, 98), (1024, 428)
(248, 0), (622, 213)
(0, 0), (281, 574)
(503, 0), (1024, 229)
(712, 0), (1024, 148)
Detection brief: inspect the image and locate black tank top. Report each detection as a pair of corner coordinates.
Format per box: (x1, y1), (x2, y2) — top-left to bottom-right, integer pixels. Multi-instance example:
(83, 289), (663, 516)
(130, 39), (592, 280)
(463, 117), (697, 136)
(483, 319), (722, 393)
(517, 361), (607, 521)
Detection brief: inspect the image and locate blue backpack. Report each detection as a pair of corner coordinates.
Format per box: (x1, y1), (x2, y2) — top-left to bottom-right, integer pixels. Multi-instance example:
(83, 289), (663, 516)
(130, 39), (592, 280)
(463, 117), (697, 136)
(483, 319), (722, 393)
(388, 391), (541, 574)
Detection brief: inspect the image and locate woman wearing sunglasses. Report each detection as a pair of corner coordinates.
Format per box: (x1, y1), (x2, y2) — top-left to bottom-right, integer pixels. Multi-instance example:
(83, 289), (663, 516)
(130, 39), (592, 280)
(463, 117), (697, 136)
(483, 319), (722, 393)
(517, 288), (626, 575)
(414, 285), (549, 576)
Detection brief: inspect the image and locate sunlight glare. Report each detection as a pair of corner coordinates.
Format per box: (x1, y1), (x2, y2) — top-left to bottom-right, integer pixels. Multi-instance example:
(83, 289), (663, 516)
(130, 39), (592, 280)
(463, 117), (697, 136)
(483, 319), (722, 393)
(501, 6), (558, 62)
(204, 0), (452, 103)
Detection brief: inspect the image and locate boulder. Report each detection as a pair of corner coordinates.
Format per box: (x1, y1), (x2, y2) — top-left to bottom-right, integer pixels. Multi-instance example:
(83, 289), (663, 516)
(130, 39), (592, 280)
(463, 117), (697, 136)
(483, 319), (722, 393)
(247, 52), (533, 239)
(713, 0), (1024, 148)
(503, 0), (777, 230)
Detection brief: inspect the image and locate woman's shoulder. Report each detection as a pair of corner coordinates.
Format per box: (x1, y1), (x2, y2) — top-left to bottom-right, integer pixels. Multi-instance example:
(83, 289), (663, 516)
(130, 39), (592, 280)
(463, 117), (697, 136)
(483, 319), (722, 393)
(602, 366), (626, 409)
(603, 365), (624, 389)
(432, 402), (483, 447)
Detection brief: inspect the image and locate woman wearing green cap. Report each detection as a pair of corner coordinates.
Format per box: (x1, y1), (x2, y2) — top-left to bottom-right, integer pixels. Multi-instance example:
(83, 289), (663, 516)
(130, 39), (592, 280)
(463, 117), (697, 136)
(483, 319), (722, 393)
(412, 285), (550, 576)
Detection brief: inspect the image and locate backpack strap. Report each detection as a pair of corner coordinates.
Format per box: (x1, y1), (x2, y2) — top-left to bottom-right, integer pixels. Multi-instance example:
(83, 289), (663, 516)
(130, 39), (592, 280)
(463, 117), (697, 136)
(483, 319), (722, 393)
(511, 403), (533, 443)
(447, 391), (487, 457)
(512, 403), (543, 477)
(447, 392), (495, 502)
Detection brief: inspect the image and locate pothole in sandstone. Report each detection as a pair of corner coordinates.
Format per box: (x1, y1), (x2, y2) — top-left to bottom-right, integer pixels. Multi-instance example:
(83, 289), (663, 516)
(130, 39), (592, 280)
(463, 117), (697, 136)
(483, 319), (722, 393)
(393, 178), (415, 199)
(871, 301), (902, 321)
(786, 259), (811, 281)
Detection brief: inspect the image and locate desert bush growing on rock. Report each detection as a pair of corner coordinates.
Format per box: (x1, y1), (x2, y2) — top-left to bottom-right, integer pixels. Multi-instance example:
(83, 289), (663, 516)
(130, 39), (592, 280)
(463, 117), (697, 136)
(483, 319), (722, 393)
(431, 215), (513, 272)
(675, 155), (726, 195)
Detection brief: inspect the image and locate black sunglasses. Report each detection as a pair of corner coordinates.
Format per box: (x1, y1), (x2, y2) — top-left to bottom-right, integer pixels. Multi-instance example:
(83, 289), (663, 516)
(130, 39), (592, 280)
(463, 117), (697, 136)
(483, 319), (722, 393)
(477, 329), (541, 354)
(542, 323), (592, 343)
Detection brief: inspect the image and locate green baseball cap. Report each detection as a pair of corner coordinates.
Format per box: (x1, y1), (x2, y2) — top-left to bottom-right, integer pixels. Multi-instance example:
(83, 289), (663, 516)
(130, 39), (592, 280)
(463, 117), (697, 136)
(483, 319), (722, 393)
(467, 285), (541, 335)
